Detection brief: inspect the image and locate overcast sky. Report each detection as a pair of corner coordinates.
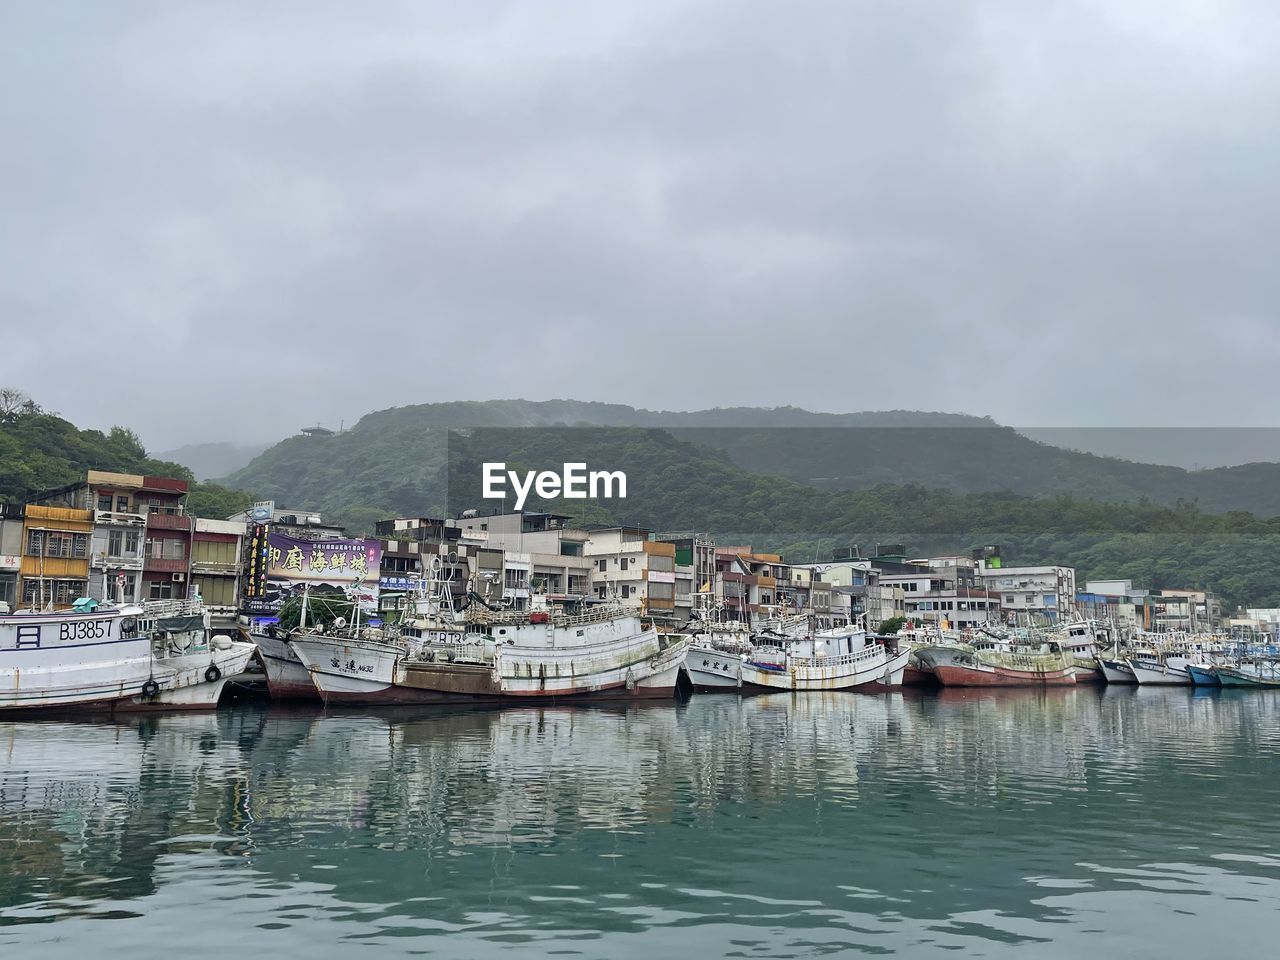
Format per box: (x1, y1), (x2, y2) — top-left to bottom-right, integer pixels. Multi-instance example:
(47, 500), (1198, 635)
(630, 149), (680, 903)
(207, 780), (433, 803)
(2, 0), (1278, 450)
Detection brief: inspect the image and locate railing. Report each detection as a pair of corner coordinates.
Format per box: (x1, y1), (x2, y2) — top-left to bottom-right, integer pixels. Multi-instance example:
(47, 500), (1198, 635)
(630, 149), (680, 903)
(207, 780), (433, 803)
(145, 512), (193, 531)
(139, 598), (204, 617)
(94, 509), (147, 526)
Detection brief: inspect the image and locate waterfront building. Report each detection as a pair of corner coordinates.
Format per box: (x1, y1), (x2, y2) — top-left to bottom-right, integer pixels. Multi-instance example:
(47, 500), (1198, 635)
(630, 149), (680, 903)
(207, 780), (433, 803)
(457, 511), (593, 609)
(0, 503), (24, 610)
(977, 562), (1077, 624)
(585, 526), (678, 620)
(192, 518), (244, 623)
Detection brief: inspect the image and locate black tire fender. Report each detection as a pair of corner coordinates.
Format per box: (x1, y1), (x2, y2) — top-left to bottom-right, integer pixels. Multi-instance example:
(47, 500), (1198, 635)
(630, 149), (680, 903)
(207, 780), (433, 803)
(204, 664), (222, 683)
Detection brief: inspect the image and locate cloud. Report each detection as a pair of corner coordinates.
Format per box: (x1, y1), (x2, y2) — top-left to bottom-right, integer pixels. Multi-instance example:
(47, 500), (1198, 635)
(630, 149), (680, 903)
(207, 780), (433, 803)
(1, 0), (1277, 448)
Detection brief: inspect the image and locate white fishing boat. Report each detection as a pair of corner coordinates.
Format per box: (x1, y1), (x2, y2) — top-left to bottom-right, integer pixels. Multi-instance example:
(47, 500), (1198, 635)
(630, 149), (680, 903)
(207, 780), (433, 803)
(252, 624), (319, 700)
(689, 623), (909, 693)
(1097, 656), (1138, 684)
(1128, 652), (1193, 685)
(290, 569), (689, 705)
(0, 598), (256, 712)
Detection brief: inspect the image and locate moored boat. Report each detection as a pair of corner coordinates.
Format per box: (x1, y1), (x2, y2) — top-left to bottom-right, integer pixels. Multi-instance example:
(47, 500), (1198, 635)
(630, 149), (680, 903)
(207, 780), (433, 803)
(931, 642), (1076, 687)
(1097, 657), (1138, 684)
(291, 591), (690, 705)
(0, 598), (256, 713)
(1185, 663), (1221, 686)
(1128, 654), (1193, 686)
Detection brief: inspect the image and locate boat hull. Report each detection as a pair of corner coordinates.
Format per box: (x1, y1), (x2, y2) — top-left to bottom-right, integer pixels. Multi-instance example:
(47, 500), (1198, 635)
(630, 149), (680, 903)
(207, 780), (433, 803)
(1129, 659), (1192, 685)
(253, 630), (322, 700)
(737, 646), (911, 693)
(292, 631), (690, 705)
(933, 663), (1076, 687)
(1186, 664), (1221, 686)
(1097, 658), (1138, 684)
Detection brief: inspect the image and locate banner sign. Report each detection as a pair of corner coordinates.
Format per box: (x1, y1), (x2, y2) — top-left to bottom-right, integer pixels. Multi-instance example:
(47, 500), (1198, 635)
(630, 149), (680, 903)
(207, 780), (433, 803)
(256, 533), (381, 613)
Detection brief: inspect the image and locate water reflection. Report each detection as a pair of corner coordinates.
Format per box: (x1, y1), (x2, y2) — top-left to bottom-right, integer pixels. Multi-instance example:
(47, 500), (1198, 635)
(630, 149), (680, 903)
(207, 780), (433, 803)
(2, 691), (1279, 957)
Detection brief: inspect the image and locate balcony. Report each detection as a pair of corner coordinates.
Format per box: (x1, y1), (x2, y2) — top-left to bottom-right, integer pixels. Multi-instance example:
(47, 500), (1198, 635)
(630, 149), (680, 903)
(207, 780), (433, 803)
(191, 559), (239, 575)
(146, 512), (193, 532)
(143, 556), (189, 574)
(94, 509), (147, 527)
(92, 554), (144, 570)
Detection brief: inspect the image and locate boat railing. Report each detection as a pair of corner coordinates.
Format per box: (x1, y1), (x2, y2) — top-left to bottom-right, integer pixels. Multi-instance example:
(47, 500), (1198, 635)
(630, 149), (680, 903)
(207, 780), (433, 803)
(786, 644), (887, 669)
(140, 598), (205, 619)
(469, 604), (641, 629)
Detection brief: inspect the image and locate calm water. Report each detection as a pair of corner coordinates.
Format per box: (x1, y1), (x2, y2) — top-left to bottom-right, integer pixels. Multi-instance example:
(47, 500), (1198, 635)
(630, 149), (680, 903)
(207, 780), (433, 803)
(2, 689), (1279, 959)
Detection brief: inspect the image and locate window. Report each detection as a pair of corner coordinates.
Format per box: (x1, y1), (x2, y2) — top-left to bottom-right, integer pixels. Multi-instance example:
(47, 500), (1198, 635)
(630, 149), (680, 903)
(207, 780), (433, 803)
(147, 579), (175, 600)
(97, 493), (113, 512)
(621, 584), (631, 598)
(108, 529), (123, 556)
(0, 576), (14, 608)
(26, 530), (42, 556)
(648, 582), (674, 601)
(126, 530), (140, 554)
(164, 539), (186, 560)
(597, 558), (608, 571)
(619, 557), (629, 572)
(117, 496), (129, 512)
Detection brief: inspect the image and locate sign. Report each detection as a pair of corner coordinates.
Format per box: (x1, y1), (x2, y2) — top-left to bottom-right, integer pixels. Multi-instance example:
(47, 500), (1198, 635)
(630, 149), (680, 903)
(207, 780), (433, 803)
(249, 500), (275, 522)
(260, 533), (382, 614)
(379, 575), (422, 592)
(0, 554), (20, 572)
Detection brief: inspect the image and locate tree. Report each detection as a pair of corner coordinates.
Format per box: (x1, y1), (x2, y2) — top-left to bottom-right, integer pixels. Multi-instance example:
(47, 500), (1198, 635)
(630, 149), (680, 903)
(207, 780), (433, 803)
(0, 388), (40, 424)
(876, 616), (907, 635)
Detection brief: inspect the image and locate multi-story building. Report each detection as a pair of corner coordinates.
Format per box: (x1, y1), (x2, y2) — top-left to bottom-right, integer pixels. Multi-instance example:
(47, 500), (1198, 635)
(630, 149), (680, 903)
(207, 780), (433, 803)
(28, 471), (194, 605)
(792, 557), (904, 628)
(192, 518), (244, 622)
(1076, 579), (1151, 631)
(1151, 589), (1222, 632)
(584, 526), (678, 620)
(658, 535), (717, 622)
(455, 512), (593, 610)
(374, 516), (490, 613)
(0, 504), (25, 610)
(977, 563), (1077, 624)
(19, 502), (93, 609)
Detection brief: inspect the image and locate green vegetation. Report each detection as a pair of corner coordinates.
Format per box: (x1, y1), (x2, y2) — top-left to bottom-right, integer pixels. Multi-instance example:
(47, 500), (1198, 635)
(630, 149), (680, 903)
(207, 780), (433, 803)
(0, 389), (254, 519)
(876, 617), (907, 635)
(276, 592), (356, 631)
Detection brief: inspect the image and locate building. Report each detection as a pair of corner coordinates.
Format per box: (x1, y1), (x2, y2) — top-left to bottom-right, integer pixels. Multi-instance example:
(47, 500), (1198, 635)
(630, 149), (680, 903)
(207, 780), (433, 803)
(584, 526), (678, 619)
(1076, 579), (1151, 631)
(19, 503), (93, 609)
(658, 534), (717, 622)
(24, 471), (196, 606)
(456, 512), (593, 610)
(227, 505), (345, 540)
(977, 563), (1077, 624)
(192, 518), (244, 623)
(374, 516), (490, 614)
(0, 503), (25, 610)
(792, 558), (904, 628)
(1151, 589), (1222, 632)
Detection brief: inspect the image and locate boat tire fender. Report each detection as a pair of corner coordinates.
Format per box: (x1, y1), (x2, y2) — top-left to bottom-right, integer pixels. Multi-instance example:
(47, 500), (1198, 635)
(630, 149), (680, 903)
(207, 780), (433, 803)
(141, 679), (160, 699)
(205, 664), (222, 683)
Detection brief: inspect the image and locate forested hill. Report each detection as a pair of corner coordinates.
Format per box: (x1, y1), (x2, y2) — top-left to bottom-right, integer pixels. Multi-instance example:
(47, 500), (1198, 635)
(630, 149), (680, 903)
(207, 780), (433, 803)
(226, 399), (1280, 517)
(0, 391), (251, 519)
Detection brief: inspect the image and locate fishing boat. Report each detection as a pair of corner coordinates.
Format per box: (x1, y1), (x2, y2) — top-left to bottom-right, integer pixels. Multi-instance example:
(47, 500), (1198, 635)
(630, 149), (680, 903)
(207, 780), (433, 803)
(930, 641), (1076, 687)
(1215, 660), (1280, 688)
(290, 567), (689, 705)
(1185, 662), (1221, 686)
(0, 598), (256, 712)
(1128, 652), (1193, 685)
(252, 623), (320, 700)
(1097, 656), (1138, 684)
(689, 623), (910, 693)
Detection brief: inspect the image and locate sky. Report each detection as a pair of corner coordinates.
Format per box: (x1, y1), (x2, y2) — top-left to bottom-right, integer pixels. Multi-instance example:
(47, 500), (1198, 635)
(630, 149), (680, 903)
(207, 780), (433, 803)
(2, 0), (1279, 451)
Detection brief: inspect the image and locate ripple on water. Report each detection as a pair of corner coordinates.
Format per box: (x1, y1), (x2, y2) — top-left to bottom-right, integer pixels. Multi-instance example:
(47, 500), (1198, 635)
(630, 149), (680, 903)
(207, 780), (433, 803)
(0, 693), (1278, 958)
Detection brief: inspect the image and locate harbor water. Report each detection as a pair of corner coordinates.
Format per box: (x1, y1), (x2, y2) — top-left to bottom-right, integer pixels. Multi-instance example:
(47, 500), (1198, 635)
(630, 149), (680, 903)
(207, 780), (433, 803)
(2, 688), (1279, 958)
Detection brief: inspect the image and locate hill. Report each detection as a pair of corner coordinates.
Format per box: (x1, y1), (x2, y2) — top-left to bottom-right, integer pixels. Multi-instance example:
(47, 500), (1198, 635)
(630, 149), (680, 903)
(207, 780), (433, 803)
(0, 390), (252, 519)
(155, 441), (271, 481)
(226, 399), (1280, 517)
